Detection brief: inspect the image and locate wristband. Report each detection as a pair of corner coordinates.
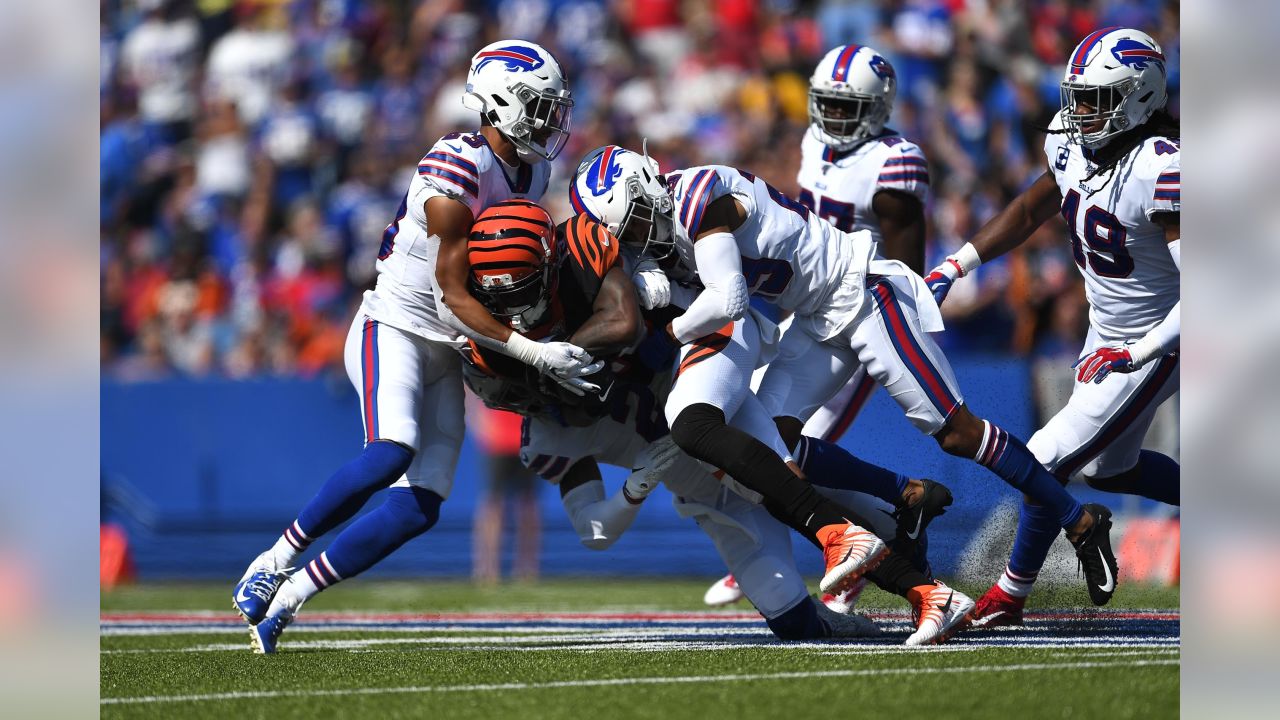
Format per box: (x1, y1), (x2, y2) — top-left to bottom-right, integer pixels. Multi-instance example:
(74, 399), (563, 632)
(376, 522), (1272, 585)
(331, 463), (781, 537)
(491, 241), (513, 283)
(502, 330), (542, 368)
(951, 242), (983, 276)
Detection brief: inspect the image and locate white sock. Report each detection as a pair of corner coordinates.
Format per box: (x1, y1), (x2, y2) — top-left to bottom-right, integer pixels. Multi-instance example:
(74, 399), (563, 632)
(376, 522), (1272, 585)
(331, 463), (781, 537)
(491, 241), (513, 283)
(269, 520), (313, 568)
(270, 568), (321, 615)
(273, 551), (343, 615)
(996, 566), (1035, 598)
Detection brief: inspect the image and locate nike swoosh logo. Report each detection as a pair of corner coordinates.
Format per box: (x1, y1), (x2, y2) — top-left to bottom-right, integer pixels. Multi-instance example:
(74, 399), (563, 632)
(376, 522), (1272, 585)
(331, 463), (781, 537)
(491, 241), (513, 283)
(969, 610), (1004, 628)
(939, 591), (953, 615)
(631, 467), (646, 473)
(235, 585), (253, 604)
(1097, 548), (1115, 593)
(906, 508), (925, 540)
(443, 143), (463, 153)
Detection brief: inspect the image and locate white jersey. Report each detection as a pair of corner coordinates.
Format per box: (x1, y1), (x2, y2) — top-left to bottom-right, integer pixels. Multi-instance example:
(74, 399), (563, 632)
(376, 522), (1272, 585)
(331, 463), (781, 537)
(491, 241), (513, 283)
(796, 130), (930, 243)
(362, 132), (552, 341)
(1045, 112), (1180, 341)
(668, 165), (875, 317)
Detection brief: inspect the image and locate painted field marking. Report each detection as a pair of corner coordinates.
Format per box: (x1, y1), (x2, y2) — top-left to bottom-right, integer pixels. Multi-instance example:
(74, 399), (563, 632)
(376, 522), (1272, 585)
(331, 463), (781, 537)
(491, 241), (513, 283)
(100, 658), (1180, 706)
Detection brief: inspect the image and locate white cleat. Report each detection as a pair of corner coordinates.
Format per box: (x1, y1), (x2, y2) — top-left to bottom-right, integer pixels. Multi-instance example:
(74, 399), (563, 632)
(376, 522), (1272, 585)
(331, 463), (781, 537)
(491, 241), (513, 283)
(703, 574), (744, 607)
(821, 577), (867, 615)
(905, 581), (974, 647)
(815, 602), (882, 638)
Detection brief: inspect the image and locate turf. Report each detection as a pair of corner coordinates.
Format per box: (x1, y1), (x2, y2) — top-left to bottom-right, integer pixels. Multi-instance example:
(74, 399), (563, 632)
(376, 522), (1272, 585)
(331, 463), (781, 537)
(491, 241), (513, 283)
(101, 579), (1179, 719)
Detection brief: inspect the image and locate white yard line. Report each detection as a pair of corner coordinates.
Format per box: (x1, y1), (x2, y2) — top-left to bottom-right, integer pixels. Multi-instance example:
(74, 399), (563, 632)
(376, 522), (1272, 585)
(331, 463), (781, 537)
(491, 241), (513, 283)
(100, 659), (1180, 706)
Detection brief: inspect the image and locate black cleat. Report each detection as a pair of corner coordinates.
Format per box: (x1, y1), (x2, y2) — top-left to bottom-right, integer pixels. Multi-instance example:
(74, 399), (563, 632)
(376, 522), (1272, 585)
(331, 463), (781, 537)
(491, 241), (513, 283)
(893, 479), (953, 546)
(1070, 503), (1119, 606)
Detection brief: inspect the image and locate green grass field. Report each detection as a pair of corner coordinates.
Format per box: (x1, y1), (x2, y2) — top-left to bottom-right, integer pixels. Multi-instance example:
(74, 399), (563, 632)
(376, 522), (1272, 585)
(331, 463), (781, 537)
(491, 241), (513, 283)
(101, 579), (1179, 719)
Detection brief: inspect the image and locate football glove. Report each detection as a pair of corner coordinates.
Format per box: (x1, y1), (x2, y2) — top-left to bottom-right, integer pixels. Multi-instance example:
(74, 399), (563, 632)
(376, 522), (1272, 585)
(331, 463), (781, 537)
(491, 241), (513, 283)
(623, 435), (683, 503)
(1073, 343), (1138, 384)
(633, 259), (672, 310)
(923, 258), (965, 306)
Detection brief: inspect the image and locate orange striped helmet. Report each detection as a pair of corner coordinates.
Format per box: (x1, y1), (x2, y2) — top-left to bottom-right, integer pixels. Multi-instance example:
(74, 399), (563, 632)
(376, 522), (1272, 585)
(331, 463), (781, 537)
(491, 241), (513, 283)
(467, 199), (557, 331)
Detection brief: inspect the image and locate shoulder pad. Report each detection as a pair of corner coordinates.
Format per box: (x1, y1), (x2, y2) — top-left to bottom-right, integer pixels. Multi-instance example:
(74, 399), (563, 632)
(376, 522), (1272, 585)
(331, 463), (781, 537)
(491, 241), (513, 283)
(675, 166), (724, 236)
(417, 133), (490, 200)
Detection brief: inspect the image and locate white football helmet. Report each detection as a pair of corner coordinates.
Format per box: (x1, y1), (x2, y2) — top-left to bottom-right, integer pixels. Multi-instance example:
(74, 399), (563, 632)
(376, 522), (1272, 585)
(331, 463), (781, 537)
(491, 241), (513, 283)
(462, 40), (573, 161)
(1060, 28), (1168, 150)
(569, 144), (677, 261)
(808, 45), (897, 150)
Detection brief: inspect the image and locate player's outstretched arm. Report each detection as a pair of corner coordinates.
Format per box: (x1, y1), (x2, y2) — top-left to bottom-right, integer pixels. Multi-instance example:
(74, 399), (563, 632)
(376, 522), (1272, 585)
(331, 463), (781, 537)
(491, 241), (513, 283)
(1075, 212), (1180, 384)
(925, 171), (1062, 305)
(667, 196), (749, 344)
(569, 265), (646, 356)
(872, 190), (927, 275)
(971, 170), (1064, 260)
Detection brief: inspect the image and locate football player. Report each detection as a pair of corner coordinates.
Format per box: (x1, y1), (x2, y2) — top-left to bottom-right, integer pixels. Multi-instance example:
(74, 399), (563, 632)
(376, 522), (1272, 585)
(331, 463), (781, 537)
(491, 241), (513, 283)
(706, 45), (947, 612)
(232, 41), (593, 654)
(926, 28), (1179, 624)
(572, 147), (978, 643)
(464, 202), (956, 644)
(575, 141), (1124, 624)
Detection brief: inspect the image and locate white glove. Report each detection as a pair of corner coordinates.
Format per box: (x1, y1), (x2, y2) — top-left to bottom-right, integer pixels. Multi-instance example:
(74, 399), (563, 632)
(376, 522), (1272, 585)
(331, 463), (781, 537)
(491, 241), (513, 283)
(504, 333), (605, 395)
(623, 435), (684, 502)
(633, 259), (671, 310)
(541, 341), (605, 396)
(536, 340), (599, 376)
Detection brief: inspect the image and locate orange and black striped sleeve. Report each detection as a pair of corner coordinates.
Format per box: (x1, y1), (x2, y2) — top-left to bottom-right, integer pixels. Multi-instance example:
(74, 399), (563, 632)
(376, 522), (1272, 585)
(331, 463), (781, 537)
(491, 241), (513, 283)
(560, 213), (621, 283)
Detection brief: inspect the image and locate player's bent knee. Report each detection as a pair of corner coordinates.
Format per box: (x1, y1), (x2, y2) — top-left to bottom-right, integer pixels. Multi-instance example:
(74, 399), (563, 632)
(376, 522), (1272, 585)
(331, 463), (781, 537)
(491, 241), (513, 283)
(351, 440), (415, 492)
(773, 416), (803, 452)
(1082, 471), (1134, 494)
(384, 486), (443, 536)
(934, 409), (981, 458)
(669, 403), (727, 456)
(765, 599), (825, 640)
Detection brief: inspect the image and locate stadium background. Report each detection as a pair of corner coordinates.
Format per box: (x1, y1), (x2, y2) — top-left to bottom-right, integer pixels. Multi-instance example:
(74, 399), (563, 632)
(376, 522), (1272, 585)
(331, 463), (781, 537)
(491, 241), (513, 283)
(99, 0), (1180, 584)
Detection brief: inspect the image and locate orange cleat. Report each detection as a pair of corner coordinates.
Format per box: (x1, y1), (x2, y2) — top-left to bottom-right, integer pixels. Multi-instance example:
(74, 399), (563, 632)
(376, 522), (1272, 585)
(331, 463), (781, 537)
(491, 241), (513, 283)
(818, 523), (887, 594)
(905, 581), (974, 646)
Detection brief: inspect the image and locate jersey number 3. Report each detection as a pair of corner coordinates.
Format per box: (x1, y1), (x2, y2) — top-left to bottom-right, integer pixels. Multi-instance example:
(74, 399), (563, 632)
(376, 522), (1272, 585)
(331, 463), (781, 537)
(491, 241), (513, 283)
(1061, 189), (1133, 278)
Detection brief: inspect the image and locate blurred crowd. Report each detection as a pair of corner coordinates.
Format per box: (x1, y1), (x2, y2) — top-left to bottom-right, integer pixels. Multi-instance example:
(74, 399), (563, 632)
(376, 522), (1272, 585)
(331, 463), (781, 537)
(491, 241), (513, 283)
(100, 0), (1180, 381)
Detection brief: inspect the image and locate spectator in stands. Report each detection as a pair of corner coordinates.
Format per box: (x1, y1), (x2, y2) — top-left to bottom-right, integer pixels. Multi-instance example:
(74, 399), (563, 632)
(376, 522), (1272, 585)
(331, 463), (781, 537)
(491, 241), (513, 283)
(100, 0), (1180, 380)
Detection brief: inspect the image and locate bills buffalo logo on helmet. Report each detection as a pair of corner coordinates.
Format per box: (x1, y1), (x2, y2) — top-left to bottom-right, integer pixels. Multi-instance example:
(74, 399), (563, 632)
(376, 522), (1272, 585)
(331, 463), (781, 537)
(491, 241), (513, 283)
(1110, 38), (1165, 71)
(584, 146), (627, 197)
(869, 55), (895, 81)
(473, 45), (546, 73)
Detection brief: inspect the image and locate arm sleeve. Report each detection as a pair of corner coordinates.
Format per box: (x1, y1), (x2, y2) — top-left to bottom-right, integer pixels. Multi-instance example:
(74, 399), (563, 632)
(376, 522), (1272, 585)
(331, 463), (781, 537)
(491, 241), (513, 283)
(1130, 302), (1179, 366)
(561, 214), (622, 297)
(560, 480), (643, 550)
(876, 142), (930, 203)
(1129, 238), (1180, 365)
(669, 231), (747, 344)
